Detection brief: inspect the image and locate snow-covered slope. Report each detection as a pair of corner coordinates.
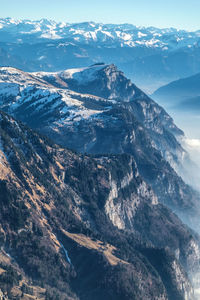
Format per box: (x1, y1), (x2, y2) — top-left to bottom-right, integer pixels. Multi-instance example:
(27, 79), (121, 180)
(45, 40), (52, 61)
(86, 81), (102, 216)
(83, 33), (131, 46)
(33, 64), (111, 87)
(0, 64), (182, 141)
(0, 67), (106, 126)
(0, 66), (52, 87)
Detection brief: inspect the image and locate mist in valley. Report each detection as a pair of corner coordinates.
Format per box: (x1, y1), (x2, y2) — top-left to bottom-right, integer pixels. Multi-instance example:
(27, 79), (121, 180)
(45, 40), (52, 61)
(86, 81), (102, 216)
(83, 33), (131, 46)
(168, 110), (200, 300)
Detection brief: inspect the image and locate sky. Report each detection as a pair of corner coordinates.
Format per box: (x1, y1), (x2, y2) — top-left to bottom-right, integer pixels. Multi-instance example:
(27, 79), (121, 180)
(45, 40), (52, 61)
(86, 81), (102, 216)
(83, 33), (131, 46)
(1, 0), (200, 31)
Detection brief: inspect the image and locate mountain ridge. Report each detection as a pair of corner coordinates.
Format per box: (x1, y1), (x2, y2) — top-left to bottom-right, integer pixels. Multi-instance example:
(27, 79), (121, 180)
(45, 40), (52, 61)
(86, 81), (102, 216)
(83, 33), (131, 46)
(0, 64), (200, 234)
(152, 72), (200, 110)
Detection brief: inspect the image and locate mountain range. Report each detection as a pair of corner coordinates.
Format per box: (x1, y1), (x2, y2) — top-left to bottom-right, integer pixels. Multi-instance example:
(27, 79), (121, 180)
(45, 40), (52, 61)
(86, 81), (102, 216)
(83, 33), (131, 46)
(1, 18), (200, 48)
(1, 18), (200, 92)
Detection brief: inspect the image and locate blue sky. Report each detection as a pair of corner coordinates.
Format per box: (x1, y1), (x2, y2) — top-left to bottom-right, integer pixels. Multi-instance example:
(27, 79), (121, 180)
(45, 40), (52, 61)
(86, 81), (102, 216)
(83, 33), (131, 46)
(1, 0), (200, 30)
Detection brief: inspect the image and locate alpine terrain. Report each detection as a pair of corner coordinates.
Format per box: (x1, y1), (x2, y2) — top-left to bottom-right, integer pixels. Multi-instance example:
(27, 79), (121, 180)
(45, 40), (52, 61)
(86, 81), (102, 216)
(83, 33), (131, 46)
(0, 20), (200, 299)
(0, 64), (199, 229)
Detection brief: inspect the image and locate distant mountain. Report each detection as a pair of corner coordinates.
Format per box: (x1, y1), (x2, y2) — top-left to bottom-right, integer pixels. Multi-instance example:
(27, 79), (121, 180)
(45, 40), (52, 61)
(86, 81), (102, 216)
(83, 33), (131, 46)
(1, 18), (200, 91)
(0, 18), (199, 49)
(0, 110), (199, 299)
(152, 72), (200, 110)
(0, 64), (200, 233)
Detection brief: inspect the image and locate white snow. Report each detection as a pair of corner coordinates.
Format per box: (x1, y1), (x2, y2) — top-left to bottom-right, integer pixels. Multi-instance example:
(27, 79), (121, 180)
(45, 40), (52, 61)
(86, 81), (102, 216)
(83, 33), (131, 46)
(138, 32), (147, 38)
(41, 31), (62, 39)
(60, 64), (107, 83)
(0, 66), (107, 127)
(101, 30), (114, 38)
(38, 56), (46, 61)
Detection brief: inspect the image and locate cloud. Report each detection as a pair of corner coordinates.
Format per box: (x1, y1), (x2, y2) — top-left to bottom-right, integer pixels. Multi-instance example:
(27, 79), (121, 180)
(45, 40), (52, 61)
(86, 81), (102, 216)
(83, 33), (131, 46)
(178, 137), (200, 192)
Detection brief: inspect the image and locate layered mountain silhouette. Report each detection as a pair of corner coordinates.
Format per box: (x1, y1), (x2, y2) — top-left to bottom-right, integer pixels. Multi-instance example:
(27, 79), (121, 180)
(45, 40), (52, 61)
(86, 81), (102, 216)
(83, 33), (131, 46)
(1, 18), (200, 91)
(153, 72), (200, 111)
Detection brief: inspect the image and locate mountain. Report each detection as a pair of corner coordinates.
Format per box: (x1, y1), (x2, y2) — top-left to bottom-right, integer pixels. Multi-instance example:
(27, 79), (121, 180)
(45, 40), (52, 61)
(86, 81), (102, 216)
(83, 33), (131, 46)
(0, 110), (200, 299)
(1, 18), (200, 92)
(0, 64), (200, 233)
(0, 18), (199, 49)
(152, 72), (200, 110)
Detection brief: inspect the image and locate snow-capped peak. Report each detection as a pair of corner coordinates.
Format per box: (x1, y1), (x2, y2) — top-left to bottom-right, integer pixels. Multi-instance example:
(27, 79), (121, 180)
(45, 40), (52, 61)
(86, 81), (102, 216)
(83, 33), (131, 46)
(0, 18), (199, 50)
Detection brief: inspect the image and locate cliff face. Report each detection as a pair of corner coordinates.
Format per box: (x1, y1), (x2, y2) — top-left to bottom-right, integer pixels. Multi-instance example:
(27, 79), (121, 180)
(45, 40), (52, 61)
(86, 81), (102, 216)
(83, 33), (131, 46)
(0, 110), (199, 299)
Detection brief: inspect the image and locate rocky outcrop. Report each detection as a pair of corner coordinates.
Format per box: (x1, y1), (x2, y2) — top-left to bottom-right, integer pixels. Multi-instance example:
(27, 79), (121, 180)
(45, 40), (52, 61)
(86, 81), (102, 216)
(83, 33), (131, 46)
(104, 158), (158, 230)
